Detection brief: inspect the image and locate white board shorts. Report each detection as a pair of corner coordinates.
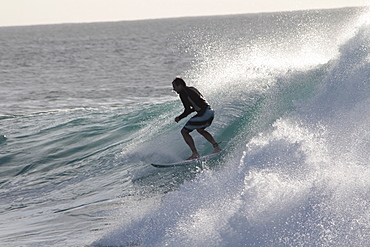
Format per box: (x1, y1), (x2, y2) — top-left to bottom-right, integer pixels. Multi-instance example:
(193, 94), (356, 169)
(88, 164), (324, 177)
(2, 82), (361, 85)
(183, 106), (214, 132)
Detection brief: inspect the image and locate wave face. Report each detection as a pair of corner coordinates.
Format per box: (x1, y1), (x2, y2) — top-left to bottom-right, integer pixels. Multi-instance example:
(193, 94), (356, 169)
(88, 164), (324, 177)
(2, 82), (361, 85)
(95, 8), (370, 247)
(0, 7), (369, 247)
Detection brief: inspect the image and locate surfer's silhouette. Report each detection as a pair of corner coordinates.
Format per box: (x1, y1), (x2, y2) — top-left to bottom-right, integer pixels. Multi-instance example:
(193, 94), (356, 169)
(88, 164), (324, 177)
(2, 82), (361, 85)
(172, 77), (221, 160)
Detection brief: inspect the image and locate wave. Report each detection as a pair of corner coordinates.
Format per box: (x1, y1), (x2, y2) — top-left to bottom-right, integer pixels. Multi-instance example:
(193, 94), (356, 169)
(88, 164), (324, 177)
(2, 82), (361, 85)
(93, 10), (369, 247)
(1, 8), (368, 247)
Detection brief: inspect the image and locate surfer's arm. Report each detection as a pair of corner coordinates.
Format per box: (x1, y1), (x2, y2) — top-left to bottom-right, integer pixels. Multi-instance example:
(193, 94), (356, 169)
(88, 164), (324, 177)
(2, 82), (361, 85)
(177, 94), (195, 120)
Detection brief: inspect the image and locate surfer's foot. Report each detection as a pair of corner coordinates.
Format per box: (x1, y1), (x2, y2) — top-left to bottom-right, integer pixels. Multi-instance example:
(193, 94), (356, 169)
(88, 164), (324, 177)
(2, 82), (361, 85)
(212, 143), (222, 153)
(186, 152), (200, 160)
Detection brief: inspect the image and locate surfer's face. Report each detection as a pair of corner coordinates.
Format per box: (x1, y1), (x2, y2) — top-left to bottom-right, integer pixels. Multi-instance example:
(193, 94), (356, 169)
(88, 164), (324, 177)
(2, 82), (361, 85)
(172, 82), (183, 94)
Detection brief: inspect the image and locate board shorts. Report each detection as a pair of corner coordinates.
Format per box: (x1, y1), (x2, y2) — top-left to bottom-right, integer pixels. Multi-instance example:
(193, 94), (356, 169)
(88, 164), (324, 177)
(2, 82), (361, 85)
(183, 106), (214, 132)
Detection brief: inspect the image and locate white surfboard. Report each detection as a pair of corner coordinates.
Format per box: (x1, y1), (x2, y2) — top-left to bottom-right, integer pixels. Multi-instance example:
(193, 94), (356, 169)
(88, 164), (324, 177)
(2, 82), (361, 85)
(151, 151), (223, 168)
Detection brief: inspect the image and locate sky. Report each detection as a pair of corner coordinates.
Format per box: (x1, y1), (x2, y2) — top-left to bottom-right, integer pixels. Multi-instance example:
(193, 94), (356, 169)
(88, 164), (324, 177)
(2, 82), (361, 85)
(0, 0), (369, 27)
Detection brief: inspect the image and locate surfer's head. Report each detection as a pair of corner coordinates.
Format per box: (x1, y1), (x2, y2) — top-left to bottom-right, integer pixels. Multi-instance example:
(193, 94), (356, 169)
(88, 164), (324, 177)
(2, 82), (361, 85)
(172, 77), (186, 93)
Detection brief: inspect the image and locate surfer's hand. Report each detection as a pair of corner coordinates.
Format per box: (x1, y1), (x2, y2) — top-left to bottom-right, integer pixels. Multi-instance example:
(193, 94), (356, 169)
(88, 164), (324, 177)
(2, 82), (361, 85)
(175, 117), (180, 123)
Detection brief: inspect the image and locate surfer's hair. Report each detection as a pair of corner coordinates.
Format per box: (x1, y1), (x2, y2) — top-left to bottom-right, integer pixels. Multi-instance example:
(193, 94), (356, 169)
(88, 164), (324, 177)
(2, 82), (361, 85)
(172, 77), (186, 87)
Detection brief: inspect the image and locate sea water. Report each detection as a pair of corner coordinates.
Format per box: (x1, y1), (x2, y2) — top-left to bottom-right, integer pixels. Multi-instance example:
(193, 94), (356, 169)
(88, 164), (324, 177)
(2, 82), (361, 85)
(0, 7), (369, 246)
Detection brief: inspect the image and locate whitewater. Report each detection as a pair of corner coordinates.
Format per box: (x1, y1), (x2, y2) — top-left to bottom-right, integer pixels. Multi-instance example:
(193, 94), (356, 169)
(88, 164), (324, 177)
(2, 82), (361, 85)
(0, 7), (369, 246)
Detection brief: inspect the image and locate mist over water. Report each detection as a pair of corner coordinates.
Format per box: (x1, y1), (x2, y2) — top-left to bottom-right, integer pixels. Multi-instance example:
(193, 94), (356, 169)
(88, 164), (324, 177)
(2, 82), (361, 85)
(0, 7), (368, 247)
(95, 8), (369, 247)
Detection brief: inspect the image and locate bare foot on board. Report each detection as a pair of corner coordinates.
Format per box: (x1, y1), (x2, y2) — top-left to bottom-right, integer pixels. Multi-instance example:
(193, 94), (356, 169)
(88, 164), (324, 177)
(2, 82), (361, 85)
(212, 143), (222, 153)
(186, 152), (200, 160)
(213, 146), (222, 153)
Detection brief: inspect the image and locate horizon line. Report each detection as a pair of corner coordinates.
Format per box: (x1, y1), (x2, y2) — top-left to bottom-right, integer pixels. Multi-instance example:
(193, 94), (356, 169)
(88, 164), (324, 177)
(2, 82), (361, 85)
(0, 5), (367, 28)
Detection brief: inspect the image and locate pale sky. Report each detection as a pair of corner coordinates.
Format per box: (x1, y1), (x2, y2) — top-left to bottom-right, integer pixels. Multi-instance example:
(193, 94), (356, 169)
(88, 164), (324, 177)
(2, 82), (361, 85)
(0, 0), (369, 27)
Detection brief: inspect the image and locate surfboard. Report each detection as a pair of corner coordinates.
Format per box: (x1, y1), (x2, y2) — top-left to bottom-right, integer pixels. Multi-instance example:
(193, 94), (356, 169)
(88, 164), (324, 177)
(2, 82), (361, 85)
(151, 151), (222, 168)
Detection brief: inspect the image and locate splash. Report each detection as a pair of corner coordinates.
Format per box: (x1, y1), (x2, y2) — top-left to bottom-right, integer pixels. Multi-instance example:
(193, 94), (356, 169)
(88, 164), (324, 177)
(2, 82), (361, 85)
(93, 8), (369, 246)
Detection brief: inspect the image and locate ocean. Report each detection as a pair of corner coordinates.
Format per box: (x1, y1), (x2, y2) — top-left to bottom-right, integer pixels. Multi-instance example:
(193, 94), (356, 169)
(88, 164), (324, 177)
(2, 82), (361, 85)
(0, 7), (369, 246)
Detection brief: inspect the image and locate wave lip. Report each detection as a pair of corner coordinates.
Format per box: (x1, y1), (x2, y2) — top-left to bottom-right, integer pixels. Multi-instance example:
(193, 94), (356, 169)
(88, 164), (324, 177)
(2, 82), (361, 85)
(1, 7), (369, 247)
(94, 8), (370, 247)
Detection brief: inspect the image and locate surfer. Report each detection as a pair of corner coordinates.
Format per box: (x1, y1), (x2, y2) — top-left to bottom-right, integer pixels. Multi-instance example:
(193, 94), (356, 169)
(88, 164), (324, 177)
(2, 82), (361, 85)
(172, 77), (222, 160)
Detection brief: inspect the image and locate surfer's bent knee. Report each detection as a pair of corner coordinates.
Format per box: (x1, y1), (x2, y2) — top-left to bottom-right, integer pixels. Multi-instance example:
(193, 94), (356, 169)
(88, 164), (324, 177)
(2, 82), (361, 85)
(181, 127), (190, 135)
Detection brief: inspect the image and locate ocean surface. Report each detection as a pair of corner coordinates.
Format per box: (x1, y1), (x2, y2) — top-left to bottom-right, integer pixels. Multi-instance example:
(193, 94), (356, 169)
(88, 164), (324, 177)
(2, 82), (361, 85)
(0, 7), (369, 246)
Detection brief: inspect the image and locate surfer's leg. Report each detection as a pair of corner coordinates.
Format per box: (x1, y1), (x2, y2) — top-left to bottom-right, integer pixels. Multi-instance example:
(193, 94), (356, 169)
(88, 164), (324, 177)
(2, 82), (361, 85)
(181, 128), (200, 159)
(197, 129), (222, 153)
